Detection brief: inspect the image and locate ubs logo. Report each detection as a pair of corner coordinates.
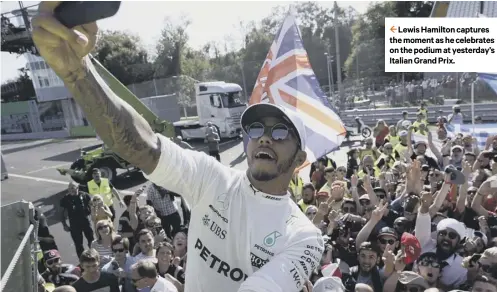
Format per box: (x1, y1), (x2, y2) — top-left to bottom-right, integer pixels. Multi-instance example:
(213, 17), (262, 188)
(203, 214), (227, 240)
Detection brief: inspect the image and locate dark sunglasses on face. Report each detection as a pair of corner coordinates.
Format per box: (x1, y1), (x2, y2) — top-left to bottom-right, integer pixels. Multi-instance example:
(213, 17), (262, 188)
(379, 238), (396, 245)
(46, 258), (60, 265)
(402, 286), (424, 292)
(438, 230), (458, 240)
(113, 248), (125, 253)
(97, 225), (109, 230)
(418, 259), (440, 268)
(342, 206), (356, 213)
(360, 200), (370, 206)
(366, 143), (373, 146)
(306, 211), (316, 216)
(246, 122), (294, 143)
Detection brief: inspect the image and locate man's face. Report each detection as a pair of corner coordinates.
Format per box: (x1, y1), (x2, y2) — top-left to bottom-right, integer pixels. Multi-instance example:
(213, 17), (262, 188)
(138, 233), (154, 253)
(479, 256), (497, 283)
(246, 117), (304, 182)
(492, 138), (497, 150)
(325, 171), (336, 183)
(383, 144), (393, 155)
(365, 140), (373, 149)
(92, 171), (101, 182)
(81, 260), (100, 277)
(131, 268), (152, 289)
(471, 281), (497, 292)
(416, 144), (427, 155)
(68, 184), (78, 195)
(358, 249), (377, 273)
(112, 243), (126, 261)
(417, 256), (441, 283)
(342, 202), (357, 215)
(452, 148), (463, 162)
(45, 257), (61, 271)
(363, 157), (374, 171)
(465, 154), (476, 165)
(302, 188), (314, 204)
(436, 228), (459, 253)
(377, 235), (397, 252)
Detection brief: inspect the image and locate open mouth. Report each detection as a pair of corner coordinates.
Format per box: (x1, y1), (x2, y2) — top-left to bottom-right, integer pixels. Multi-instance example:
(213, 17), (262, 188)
(440, 240), (451, 248)
(255, 150), (276, 161)
(427, 273), (433, 278)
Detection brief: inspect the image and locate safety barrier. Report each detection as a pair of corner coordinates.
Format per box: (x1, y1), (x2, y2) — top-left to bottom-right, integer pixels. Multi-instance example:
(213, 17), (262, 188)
(0, 201), (38, 292)
(340, 103), (497, 126)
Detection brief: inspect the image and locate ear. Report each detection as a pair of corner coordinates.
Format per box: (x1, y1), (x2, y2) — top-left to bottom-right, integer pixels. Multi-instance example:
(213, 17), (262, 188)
(294, 150), (307, 167)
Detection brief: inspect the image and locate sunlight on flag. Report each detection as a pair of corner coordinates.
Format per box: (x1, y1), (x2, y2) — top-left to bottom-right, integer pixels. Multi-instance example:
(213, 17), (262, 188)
(245, 14), (346, 172)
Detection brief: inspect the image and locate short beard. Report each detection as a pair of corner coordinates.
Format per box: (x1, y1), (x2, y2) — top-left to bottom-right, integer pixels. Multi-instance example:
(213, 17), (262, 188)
(250, 158), (294, 182)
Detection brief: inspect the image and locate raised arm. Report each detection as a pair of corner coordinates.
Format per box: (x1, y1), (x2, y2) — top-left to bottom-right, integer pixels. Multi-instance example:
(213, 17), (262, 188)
(31, 2), (160, 174)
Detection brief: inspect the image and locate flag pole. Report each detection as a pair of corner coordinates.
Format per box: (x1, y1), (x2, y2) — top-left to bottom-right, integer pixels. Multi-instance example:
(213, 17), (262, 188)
(471, 81), (475, 132)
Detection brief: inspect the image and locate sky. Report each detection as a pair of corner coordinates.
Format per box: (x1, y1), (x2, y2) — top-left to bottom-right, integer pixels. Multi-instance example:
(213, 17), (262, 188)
(1, 1), (371, 83)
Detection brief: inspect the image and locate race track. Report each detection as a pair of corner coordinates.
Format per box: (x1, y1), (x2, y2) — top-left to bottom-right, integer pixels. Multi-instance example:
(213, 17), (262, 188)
(1, 135), (360, 265)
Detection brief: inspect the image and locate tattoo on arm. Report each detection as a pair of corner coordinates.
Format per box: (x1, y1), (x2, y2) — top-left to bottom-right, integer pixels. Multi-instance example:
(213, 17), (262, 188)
(64, 58), (161, 174)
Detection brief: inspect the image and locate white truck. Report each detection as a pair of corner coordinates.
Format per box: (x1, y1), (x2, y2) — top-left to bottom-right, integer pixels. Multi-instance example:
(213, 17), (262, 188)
(173, 81), (247, 140)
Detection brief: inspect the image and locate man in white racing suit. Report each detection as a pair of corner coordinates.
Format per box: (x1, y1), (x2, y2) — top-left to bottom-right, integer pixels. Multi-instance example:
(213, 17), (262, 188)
(30, 3), (324, 292)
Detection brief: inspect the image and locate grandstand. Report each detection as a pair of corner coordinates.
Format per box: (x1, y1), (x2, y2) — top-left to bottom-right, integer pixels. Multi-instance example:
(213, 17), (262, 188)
(430, 1), (497, 18)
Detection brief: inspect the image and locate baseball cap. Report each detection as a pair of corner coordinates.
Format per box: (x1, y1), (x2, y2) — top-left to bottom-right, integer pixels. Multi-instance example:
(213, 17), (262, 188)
(399, 130), (408, 137)
(378, 227), (398, 239)
(313, 276), (345, 292)
(401, 233), (421, 264)
(398, 271), (430, 289)
(444, 165), (466, 185)
(43, 249), (61, 262)
(241, 103), (306, 150)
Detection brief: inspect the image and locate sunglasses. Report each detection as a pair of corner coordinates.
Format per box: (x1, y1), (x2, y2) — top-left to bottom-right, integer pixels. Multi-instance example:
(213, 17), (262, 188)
(359, 200), (371, 206)
(246, 122), (295, 143)
(306, 211), (316, 216)
(342, 206), (356, 213)
(379, 238), (396, 245)
(384, 147), (393, 150)
(418, 259), (440, 268)
(97, 225), (109, 230)
(377, 193), (387, 199)
(366, 143), (373, 146)
(402, 286), (424, 292)
(46, 258), (60, 265)
(113, 248), (125, 253)
(438, 230), (458, 240)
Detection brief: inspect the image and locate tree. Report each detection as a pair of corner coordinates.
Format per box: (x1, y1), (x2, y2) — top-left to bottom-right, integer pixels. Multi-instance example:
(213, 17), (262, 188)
(1, 67), (36, 102)
(93, 30), (154, 85)
(344, 1), (434, 81)
(154, 16), (191, 78)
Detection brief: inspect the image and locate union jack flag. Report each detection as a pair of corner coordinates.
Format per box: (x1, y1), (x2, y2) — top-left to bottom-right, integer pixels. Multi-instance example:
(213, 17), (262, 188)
(247, 15), (346, 166)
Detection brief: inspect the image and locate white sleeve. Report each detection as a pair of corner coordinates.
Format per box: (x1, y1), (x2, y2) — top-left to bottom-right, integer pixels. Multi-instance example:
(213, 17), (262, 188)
(414, 212), (432, 248)
(144, 133), (223, 208)
(237, 226), (324, 292)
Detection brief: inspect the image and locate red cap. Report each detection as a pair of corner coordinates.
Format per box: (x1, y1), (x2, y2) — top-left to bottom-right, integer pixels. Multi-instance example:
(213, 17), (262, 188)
(321, 263), (342, 278)
(401, 233), (421, 264)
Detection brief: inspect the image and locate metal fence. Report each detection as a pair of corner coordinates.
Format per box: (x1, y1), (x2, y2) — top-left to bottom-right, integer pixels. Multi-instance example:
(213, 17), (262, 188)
(0, 201), (38, 292)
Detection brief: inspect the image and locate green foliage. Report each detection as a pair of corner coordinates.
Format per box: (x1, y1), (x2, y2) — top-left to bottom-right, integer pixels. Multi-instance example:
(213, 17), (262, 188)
(1, 67), (36, 102)
(90, 1), (434, 99)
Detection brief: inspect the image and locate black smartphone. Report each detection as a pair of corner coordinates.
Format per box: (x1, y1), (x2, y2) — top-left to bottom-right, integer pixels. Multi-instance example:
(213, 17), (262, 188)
(54, 1), (121, 28)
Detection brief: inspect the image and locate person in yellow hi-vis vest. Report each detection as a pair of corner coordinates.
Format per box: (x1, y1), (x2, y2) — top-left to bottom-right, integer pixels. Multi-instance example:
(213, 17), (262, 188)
(357, 155), (380, 178)
(418, 102), (428, 123)
(384, 126), (400, 148)
(87, 168), (124, 221)
(288, 173), (304, 202)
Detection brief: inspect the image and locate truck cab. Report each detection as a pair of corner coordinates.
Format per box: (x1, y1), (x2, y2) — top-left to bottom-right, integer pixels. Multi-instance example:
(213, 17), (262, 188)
(174, 81), (247, 139)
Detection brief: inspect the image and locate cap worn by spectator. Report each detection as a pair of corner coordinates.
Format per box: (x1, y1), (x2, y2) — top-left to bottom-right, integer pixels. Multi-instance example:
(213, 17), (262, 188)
(399, 130), (408, 137)
(398, 271), (430, 289)
(313, 276), (345, 292)
(401, 233), (422, 264)
(451, 145), (463, 152)
(44, 249), (61, 262)
(437, 218), (466, 240)
(378, 227), (398, 240)
(241, 103), (306, 150)
(444, 165), (466, 185)
(359, 194), (370, 201)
